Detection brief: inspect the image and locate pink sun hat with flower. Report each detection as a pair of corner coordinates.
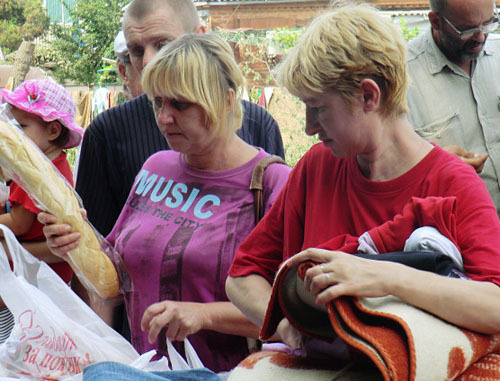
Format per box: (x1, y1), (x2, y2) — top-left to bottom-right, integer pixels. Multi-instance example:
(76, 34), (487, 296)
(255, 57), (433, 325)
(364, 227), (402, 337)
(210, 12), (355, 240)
(0, 78), (83, 149)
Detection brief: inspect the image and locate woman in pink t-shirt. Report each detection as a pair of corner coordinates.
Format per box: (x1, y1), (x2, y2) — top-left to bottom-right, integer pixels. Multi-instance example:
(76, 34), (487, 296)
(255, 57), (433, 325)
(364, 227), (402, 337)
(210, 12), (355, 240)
(39, 33), (290, 373)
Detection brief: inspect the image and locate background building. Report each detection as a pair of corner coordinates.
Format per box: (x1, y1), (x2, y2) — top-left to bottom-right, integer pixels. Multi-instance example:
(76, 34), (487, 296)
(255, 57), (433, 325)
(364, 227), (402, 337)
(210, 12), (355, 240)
(193, 0), (499, 86)
(43, 0), (77, 24)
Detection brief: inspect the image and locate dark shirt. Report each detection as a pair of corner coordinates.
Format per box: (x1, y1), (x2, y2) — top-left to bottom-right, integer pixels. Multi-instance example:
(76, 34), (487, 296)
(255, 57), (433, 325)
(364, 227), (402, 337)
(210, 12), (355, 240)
(76, 93), (285, 236)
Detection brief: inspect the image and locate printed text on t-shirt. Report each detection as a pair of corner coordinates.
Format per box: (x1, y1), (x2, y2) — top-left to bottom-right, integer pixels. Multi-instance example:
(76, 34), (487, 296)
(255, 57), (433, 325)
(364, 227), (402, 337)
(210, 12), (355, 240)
(134, 169), (221, 219)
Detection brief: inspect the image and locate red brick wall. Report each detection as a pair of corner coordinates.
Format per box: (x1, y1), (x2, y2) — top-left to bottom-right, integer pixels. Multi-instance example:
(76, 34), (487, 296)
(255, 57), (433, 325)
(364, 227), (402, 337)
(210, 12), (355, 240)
(371, 0), (500, 7)
(371, 0), (500, 8)
(203, 1), (329, 30)
(370, 0), (429, 9)
(197, 1), (330, 87)
(199, 0), (500, 30)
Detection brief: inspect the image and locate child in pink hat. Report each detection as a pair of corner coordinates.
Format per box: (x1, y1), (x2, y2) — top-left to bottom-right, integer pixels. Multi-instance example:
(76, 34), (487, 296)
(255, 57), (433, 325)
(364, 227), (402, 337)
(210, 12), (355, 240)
(0, 78), (83, 343)
(1, 78), (83, 149)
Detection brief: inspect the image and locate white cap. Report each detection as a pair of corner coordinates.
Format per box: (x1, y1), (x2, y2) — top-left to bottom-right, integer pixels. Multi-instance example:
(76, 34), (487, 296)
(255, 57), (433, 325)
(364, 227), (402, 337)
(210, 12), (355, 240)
(114, 31), (128, 61)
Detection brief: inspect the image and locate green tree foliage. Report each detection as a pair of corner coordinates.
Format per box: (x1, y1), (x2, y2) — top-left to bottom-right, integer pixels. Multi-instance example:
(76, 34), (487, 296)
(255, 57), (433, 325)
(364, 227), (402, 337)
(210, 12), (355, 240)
(399, 18), (419, 41)
(0, 0), (50, 53)
(218, 29), (269, 85)
(50, 0), (126, 85)
(272, 27), (303, 54)
(217, 27), (303, 88)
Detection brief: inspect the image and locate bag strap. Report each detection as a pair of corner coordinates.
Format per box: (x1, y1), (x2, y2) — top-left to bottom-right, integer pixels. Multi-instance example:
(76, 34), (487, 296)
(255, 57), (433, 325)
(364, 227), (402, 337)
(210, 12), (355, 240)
(250, 155), (287, 224)
(246, 155), (286, 353)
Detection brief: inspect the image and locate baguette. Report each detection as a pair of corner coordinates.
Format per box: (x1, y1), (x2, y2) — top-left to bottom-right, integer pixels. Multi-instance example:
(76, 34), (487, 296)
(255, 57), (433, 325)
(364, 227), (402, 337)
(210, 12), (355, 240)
(0, 119), (119, 298)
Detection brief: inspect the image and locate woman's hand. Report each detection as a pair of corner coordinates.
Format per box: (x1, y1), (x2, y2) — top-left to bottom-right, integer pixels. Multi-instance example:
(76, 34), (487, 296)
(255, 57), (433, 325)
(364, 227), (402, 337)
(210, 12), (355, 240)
(288, 249), (500, 334)
(275, 318), (303, 351)
(287, 248), (394, 305)
(443, 145), (488, 173)
(38, 211), (81, 260)
(141, 301), (209, 343)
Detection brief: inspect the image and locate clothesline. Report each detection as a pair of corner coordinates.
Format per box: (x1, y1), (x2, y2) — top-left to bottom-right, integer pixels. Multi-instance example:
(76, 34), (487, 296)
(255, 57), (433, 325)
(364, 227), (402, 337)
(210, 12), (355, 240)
(69, 88), (126, 129)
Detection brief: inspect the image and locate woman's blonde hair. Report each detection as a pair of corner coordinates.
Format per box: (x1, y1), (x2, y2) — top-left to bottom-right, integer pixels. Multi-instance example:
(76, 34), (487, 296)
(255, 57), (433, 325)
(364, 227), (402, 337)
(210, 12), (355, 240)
(142, 32), (244, 134)
(277, 2), (409, 119)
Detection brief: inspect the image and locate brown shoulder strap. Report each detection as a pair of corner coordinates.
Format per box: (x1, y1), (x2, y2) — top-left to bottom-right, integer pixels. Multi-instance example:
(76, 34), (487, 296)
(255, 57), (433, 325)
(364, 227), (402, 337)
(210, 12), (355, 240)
(250, 155), (287, 224)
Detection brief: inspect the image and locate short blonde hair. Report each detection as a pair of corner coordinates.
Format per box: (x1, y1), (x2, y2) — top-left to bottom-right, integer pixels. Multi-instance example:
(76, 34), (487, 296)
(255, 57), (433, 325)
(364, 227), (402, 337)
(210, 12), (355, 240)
(277, 2), (409, 119)
(142, 32), (244, 134)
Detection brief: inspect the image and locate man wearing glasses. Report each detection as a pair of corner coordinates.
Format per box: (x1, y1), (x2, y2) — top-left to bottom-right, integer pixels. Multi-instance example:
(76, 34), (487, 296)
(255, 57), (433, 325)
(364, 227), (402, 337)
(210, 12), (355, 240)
(407, 0), (500, 215)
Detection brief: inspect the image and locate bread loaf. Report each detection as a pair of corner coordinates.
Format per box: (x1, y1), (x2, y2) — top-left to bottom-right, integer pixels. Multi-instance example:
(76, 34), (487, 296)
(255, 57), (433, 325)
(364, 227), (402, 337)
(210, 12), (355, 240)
(0, 119), (119, 298)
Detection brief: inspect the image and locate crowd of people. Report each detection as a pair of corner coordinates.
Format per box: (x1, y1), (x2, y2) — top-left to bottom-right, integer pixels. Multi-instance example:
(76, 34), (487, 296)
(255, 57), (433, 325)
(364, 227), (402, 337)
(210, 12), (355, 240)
(0, 0), (499, 379)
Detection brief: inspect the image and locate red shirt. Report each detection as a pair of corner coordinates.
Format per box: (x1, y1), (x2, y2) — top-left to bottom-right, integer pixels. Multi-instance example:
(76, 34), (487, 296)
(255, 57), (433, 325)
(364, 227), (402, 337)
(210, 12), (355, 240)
(9, 152), (74, 283)
(229, 143), (500, 286)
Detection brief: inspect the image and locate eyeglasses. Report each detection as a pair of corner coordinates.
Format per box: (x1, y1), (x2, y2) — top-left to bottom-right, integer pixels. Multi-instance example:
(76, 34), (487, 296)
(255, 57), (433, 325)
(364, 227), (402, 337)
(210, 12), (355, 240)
(440, 12), (499, 40)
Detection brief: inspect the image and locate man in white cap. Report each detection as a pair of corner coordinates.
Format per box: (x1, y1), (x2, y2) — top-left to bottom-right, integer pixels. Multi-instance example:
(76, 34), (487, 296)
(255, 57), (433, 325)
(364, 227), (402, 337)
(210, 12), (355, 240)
(113, 31), (142, 100)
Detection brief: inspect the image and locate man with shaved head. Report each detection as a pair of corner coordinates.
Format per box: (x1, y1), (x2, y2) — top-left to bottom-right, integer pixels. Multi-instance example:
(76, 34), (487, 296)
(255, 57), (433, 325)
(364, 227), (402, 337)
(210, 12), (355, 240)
(123, 0), (203, 73)
(407, 0), (500, 213)
(76, 0), (285, 239)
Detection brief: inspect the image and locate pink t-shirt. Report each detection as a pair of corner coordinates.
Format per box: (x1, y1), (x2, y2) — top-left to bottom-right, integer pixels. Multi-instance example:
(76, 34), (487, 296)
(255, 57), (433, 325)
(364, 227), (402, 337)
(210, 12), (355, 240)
(107, 148), (290, 372)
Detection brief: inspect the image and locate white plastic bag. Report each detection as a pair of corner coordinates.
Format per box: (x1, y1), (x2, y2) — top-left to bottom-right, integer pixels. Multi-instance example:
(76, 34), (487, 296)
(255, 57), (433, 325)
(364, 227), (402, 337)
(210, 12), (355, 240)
(0, 224), (139, 380)
(129, 350), (170, 372)
(167, 338), (204, 370)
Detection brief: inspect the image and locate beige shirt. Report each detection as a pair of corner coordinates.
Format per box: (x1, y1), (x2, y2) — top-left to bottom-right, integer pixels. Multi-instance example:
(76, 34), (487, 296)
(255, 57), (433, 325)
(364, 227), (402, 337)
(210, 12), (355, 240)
(407, 29), (500, 215)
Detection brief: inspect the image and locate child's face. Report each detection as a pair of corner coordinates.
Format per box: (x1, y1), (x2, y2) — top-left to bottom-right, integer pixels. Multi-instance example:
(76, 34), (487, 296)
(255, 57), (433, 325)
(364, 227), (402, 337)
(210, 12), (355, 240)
(10, 107), (52, 152)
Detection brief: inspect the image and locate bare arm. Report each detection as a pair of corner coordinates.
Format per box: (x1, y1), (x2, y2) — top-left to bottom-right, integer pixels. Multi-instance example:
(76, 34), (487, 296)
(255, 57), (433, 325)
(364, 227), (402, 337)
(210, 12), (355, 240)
(21, 240), (67, 263)
(288, 249), (500, 334)
(203, 302), (261, 338)
(0, 204), (36, 236)
(0, 206), (64, 263)
(226, 274), (273, 328)
(388, 263), (500, 333)
(226, 274), (300, 347)
(141, 299), (261, 344)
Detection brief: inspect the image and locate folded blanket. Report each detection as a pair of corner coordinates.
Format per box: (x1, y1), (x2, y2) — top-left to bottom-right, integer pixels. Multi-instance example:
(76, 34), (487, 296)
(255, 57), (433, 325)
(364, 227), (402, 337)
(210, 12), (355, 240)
(228, 350), (381, 380)
(257, 260), (500, 381)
